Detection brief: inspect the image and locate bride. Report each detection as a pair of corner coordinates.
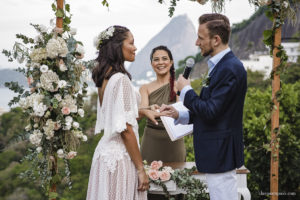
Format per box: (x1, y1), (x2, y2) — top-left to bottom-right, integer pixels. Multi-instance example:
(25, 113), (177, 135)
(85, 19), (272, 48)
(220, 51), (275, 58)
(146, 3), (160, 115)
(86, 25), (160, 200)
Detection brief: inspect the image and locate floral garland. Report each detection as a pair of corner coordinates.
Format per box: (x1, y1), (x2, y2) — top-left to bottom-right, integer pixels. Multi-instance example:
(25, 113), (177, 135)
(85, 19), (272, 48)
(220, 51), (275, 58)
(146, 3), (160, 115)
(145, 161), (209, 200)
(2, 2), (90, 195)
(93, 26), (115, 50)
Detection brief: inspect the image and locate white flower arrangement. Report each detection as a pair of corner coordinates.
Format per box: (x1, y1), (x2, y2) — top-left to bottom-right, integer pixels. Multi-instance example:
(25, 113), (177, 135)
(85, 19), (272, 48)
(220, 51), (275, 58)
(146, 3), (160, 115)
(2, 3), (91, 191)
(94, 26), (115, 49)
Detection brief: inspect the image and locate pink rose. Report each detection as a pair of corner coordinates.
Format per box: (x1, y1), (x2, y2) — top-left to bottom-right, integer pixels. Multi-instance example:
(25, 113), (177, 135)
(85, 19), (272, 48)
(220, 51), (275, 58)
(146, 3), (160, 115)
(159, 170), (171, 181)
(148, 169), (159, 181)
(66, 151), (77, 159)
(150, 160), (163, 170)
(61, 107), (70, 115)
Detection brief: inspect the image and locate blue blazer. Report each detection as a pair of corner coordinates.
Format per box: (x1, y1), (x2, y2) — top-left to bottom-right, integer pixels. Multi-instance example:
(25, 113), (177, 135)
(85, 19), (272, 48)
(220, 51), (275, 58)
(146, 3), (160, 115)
(184, 51), (247, 173)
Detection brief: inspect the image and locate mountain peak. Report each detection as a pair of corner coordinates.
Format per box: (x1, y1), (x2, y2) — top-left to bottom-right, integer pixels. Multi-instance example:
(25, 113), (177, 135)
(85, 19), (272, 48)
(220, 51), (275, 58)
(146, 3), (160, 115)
(128, 15), (198, 85)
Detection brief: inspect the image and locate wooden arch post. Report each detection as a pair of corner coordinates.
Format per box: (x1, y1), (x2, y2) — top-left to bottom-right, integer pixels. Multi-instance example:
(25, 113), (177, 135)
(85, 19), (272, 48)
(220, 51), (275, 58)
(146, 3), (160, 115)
(270, 17), (281, 200)
(50, 1), (64, 199)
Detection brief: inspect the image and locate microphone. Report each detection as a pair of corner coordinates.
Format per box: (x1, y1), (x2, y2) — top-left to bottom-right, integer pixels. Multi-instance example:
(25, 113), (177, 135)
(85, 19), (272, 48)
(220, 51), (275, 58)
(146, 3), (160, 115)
(177, 58), (195, 96)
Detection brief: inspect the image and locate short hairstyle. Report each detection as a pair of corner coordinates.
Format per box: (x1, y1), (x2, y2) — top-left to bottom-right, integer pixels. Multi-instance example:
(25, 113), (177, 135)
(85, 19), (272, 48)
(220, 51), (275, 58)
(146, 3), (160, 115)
(199, 13), (231, 44)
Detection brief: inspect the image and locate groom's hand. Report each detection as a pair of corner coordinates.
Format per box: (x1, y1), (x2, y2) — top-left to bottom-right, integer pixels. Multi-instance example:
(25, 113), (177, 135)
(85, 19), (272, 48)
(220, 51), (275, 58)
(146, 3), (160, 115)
(159, 104), (179, 119)
(177, 74), (191, 92)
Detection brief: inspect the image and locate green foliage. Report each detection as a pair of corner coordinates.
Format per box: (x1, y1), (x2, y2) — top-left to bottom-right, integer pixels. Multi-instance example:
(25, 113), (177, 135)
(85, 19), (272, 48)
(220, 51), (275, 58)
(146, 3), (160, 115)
(247, 69), (271, 90)
(281, 62), (300, 84)
(243, 82), (300, 200)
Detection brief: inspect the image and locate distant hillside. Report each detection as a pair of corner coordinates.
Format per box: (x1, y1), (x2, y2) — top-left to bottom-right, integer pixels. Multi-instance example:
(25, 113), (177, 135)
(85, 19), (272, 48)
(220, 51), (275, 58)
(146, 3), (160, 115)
(128, 14), (198, 83)
(190, 7), (300, 79)
(230, 7), (300, 59)
(0, 69), (27, 88)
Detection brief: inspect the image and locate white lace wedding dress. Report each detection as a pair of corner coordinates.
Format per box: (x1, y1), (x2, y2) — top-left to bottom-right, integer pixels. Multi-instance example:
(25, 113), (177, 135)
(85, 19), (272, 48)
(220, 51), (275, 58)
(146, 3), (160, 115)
(86, 72), (147, 200)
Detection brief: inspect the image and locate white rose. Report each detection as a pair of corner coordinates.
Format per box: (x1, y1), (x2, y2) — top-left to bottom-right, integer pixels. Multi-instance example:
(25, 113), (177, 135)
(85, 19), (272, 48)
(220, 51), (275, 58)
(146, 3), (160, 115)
(34, 123), (39, 128)
(70, 28), (77, 35)
(65, 116), (73, 123)
(58, 80), (67, 88)
(40, 65), (48, 73)
(36, 146), (42, 153)
(283, 1), (288, 8)
(78, 108), (84, 117)
(57, 149), (65, 158)
(82, 135), (88, 142)
(73, 121), (80, 129)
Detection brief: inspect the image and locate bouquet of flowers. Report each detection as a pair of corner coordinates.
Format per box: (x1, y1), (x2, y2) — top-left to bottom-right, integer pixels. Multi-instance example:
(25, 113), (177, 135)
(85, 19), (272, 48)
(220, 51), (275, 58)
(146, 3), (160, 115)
(145, 160), (209, 200)
(2, 2), (92, 192)
(146, 160), (174, 182)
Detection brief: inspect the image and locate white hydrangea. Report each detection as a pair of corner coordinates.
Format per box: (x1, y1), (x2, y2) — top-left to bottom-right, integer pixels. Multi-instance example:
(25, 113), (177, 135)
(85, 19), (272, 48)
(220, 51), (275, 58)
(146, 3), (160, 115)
(40, 70), (59, 92)
(30, 48), (47, 62)
(19, 93), (44, 109)
(46, 37), (68, 58)
(29, 130), (43, 146)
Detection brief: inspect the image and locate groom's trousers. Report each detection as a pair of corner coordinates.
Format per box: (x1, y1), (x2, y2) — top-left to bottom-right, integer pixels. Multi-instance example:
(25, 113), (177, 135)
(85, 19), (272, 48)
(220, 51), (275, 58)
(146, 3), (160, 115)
(205, 169), (238, 200)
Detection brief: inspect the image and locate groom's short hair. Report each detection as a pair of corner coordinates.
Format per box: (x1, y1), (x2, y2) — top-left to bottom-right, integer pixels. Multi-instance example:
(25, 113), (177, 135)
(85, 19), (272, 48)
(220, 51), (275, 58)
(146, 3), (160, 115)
(199, 13), (230, 44)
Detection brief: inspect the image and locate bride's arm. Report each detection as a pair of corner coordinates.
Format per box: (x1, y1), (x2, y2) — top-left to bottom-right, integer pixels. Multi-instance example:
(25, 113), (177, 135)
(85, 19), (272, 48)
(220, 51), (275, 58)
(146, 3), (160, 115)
(121, 124), (149, 191)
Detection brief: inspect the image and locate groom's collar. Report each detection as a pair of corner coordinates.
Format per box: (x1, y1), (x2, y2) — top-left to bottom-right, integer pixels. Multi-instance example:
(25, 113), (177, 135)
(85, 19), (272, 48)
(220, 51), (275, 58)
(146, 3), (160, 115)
(207, 48), (231, 75)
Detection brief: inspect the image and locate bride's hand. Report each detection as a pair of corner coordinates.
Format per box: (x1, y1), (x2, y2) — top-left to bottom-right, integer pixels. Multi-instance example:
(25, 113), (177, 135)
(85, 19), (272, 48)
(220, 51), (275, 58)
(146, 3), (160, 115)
(137, 169), (149, 191)
(143, 109), (162, 125)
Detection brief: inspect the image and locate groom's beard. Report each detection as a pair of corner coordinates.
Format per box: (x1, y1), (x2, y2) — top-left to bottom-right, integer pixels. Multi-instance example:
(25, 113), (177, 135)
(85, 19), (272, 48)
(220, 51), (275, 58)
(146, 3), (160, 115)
(202, 48), (214, 57)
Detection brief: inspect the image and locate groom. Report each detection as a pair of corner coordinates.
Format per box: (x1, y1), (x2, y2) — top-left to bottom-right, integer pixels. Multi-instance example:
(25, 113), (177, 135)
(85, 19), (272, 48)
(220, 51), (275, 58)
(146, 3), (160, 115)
(160, 13), (247, 200)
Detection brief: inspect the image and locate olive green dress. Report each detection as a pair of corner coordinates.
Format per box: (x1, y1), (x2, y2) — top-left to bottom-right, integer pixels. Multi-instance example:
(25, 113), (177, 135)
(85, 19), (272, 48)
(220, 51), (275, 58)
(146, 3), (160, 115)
(141, 83), (186, 164)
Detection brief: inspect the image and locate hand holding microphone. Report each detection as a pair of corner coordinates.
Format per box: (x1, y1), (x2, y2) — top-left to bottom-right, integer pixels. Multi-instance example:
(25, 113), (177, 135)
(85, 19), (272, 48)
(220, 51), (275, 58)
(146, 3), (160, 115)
(177, 58), (195, 95)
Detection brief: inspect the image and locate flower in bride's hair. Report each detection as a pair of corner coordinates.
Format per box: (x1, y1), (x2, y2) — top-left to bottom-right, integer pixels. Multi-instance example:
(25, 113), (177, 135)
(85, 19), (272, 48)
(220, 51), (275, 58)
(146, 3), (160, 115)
(94, 26), (115, 49)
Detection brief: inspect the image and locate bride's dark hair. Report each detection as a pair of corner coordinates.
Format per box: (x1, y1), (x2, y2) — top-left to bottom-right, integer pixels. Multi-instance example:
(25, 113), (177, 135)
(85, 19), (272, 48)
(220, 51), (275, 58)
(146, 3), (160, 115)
(92, 25), (132, 87)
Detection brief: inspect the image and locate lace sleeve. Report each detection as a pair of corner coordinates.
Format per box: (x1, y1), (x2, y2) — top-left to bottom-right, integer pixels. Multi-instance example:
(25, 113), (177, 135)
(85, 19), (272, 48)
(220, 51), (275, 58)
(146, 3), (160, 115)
(111, 75), (139, 134)
(95, 73), (138, 137)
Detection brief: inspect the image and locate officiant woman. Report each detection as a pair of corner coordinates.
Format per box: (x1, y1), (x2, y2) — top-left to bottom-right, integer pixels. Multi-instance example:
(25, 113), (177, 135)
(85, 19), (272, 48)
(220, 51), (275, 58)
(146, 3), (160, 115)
(139, 45), (186, 164)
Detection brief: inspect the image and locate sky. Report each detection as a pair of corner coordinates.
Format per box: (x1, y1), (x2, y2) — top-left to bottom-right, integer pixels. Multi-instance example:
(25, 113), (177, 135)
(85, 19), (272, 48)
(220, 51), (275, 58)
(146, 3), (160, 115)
(0, 0), (257, 69)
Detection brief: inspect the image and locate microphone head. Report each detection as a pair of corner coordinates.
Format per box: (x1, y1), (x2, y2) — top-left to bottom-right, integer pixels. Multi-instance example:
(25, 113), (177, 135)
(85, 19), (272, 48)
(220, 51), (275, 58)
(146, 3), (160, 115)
(186, 58), (195, 68)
